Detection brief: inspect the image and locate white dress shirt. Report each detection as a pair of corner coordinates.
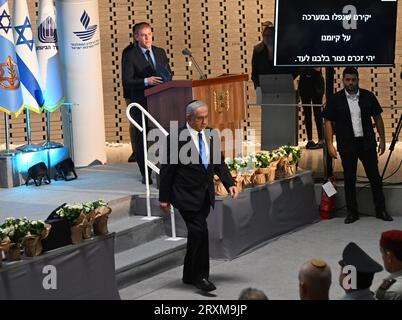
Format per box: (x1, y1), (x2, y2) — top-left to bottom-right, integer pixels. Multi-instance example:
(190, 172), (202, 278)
(345, 89), (364, 137)
(186, 123), (210, 161)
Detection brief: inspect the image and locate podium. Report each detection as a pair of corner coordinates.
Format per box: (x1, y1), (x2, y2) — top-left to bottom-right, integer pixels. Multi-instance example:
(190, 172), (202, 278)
(259, 74), (298, 150)
(144, 74), (249, 132)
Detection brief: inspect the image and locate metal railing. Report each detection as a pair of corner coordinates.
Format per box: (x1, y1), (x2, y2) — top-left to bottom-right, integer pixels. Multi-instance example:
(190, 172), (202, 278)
(126, 103), (182, 241)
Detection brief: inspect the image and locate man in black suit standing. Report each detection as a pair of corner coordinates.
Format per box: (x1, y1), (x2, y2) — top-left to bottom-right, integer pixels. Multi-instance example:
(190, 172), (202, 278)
(122, 22), (172, 183)
(159, 100), (239, 292)
(251, 22), (296, 89)
(322, 67), (393, 224)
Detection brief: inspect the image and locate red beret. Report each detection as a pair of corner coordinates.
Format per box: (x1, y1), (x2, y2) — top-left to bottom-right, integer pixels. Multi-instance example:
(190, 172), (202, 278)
(380, 230), (402, 259)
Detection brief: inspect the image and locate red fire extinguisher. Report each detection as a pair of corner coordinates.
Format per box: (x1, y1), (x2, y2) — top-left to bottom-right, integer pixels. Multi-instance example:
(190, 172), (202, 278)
(320, 176), (336, 220)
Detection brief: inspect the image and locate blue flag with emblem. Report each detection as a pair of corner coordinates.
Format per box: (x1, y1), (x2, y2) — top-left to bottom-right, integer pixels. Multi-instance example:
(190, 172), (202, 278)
(13, 0), (44, 113)
(0, 0), (24, 117)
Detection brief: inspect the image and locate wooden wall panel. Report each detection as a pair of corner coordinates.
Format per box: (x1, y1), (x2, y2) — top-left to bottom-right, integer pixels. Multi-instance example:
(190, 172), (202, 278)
(1, 0), (401, 152)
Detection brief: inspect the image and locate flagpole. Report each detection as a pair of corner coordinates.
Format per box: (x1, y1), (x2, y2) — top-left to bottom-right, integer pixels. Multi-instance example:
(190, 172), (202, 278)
(16, 109), (43, 152)
(0, 113), (19, 157)
(42, 110), (63, 149)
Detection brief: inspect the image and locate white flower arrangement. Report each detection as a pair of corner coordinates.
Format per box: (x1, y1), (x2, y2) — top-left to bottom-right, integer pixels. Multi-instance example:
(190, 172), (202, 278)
(56, 203), (84, 225)
(1, 217), (30, 244)
(277, 146), (302, 165)
(225, 157), (248, 172)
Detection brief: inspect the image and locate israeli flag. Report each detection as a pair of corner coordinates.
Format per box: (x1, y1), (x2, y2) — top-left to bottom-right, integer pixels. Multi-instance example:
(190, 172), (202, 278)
(0, 0), (24, 117)
(37, 0), (64, 112)
(13, 0), (44, 113)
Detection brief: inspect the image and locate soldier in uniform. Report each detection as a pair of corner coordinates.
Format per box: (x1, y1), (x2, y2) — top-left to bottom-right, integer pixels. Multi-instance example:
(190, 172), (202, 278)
(376, 230), (402, 300)
(339, 242), (383, 300)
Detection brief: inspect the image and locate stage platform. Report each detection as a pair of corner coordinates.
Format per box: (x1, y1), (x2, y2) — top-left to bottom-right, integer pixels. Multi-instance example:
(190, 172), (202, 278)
(0, 163), (158, 222)
(1, 140), (401, 221)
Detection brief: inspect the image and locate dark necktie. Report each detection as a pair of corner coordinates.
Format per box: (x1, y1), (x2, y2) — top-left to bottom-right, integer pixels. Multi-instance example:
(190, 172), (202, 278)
(145, 49), (155, 72)
(198, 132), (208, 170)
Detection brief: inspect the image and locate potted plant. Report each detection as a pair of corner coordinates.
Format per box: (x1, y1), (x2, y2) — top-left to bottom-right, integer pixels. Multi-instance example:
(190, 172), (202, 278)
(22, 220), (51, 257)
(56, 203), (87, 244)
(276, 146), (302, 177)
(92, 200), (112, 236)
(82, 202), (96, 239)
(0, 228), (11, 267)
(225, 157), (249, 192)
(1, 218), (30, 261)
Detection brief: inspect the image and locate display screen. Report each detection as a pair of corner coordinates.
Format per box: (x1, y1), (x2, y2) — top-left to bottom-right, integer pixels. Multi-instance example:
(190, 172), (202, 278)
(274, 0), (398, 66)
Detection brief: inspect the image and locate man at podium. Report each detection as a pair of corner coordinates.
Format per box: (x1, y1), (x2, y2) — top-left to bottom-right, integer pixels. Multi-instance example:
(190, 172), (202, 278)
(122, 22), (172, 183)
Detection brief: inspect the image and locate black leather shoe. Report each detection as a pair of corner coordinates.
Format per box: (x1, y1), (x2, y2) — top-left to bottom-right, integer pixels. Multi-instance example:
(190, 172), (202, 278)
(306, 141), (316, 149)
(194, 278), (216, 292)
(128, 153), (136, 163)
(141, 177), (153, 185)
(345, 212), (359, 224)
(376, 210), (393, 222)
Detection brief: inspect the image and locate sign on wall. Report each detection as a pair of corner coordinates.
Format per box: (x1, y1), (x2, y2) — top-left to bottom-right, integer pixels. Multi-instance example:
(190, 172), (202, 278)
(274, 0), (398, 66)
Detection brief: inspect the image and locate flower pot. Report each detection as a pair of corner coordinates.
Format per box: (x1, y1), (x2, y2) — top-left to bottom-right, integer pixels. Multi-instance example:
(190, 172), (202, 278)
(70, 225), (83, 244)
(7, 243), (22, 262)
(93, 215), (109, 236)
(82, 226), (92, 239)
(241, 174), (254, 189)
(286, 164), (297, 176)
(252, 173), (266, 185)
(83, 210), (96, 239)
(266, 166), (276, 183)
(23, 235), (43, 257)
(215, 180), (229, 196)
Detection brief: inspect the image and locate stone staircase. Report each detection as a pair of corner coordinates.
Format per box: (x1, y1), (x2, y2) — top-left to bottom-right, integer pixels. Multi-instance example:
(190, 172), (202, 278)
(108, 196), (187, 290)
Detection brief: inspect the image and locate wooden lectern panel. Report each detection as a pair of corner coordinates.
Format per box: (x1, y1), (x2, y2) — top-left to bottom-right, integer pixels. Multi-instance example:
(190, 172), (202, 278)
(192, 75), (248, 131)
(145, 75), (249, 131)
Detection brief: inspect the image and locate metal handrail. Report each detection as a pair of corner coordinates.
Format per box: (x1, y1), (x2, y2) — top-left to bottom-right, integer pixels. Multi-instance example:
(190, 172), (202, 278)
(126, 103), (181, 241)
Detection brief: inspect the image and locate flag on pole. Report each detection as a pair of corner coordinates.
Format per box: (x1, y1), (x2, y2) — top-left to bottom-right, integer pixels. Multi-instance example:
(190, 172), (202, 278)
(0, 0), (24, 117)
(37, 0), (64, 112)
(13, 0), (44, 113)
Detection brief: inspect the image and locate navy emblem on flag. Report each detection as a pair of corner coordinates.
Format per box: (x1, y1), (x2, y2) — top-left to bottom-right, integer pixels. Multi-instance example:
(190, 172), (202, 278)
(73, 10), (97, 42)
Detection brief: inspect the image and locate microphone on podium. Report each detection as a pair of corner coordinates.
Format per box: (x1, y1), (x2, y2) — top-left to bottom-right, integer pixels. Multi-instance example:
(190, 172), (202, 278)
(182, 48), (207, 80)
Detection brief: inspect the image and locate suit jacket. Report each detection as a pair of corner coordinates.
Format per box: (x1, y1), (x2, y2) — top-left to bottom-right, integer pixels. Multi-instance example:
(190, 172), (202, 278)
(298, 67), (325, 98)
(121, 43), (171, 106)
(251, 42), (296, 89)
(322, 89), (383, 153)
(159, 127), (235, 212)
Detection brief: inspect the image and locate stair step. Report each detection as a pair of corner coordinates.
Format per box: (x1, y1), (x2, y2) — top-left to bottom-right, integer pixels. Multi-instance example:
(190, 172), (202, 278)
(108, 195), (136, 221)
(134, 195), (165, 217)
(115, 236), (187, 289)
(109, 215), (166, 253)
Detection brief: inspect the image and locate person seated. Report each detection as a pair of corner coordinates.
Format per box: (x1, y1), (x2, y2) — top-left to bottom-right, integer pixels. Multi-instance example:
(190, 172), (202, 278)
(238, 287), (268, 300)
(298, 259), (331, 300)
(338, 242), (383, 300)
(376, 230), (402, 300)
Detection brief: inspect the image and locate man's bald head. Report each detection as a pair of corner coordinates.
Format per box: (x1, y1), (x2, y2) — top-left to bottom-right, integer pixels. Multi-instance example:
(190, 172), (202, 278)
(298, 259), (332, 300)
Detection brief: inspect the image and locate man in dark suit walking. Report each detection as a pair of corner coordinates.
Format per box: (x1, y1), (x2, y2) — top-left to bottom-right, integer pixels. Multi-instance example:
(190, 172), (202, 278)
(322, 67), (393, 224)
(122, 22), (172, 183)
(159, 100), (238, 292)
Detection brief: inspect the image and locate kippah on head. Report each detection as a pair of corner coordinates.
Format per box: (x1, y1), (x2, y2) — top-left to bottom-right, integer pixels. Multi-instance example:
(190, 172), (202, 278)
(311, 259), (327, 269)
(380, 230), (402, 261)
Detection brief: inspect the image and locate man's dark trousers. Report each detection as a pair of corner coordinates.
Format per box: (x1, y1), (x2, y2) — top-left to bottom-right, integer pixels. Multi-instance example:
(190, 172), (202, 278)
(179, 192), (211, 283)
(340, 138), (385, 214)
